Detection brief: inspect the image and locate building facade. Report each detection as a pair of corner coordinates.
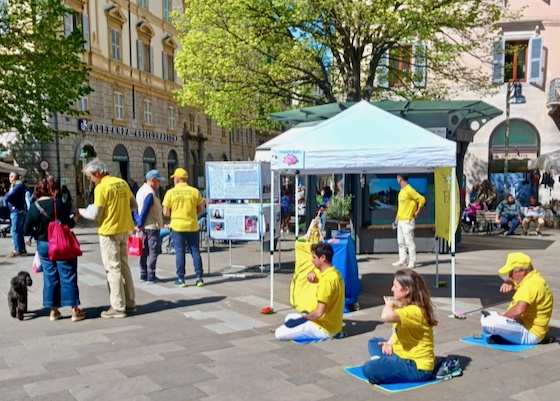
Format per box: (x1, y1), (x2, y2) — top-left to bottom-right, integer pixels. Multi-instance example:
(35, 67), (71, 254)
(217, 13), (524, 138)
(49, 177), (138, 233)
(17, 0), (263, 207)
(459, 1), (560, 205)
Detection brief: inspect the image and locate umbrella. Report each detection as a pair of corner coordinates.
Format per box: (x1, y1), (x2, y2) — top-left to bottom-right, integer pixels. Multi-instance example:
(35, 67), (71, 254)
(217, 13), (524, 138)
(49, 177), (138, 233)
(528, 150), (560, 174)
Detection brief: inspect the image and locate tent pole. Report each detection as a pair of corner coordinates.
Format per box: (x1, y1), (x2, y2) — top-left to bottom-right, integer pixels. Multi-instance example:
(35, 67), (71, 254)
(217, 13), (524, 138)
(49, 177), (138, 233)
(450, 167), (457, 316)
(295, 173), (299, 237)
(434, 234), (439, 288)
(269, 169), (275, 309)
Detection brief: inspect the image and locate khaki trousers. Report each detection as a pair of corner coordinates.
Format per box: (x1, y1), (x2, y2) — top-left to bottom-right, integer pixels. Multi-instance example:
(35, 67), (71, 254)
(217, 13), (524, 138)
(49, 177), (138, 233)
(522, 217), (544, 232)
(99, 233), (136, 312)
(397, 220), (416, 264)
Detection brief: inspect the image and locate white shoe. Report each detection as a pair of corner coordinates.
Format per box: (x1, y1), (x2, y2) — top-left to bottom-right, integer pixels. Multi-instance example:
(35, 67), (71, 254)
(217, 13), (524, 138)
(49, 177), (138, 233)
(392, 261), (406, 267)
(407, 262), (416, 269)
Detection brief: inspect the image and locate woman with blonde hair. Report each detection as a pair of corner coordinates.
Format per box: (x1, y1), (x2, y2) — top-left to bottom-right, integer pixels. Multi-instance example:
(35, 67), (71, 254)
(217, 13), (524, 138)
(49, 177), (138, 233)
(362, 269), (437, 384)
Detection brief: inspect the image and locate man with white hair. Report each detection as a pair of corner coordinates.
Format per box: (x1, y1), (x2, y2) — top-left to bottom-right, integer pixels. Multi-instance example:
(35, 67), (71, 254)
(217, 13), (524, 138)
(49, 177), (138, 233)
(4, 172), (27, 257)
(78, 158), (138, 318)
(480, 252), (553, 345)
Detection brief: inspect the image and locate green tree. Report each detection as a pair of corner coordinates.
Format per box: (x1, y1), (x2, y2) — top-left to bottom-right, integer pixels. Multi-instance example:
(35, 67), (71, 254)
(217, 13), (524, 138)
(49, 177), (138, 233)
(175, 0), (517, 129)
(0, 0), (91, 142)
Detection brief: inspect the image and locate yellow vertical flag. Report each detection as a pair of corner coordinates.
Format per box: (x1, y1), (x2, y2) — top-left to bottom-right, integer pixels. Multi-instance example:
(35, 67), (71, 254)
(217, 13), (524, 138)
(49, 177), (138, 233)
(434, 167), (460, 244)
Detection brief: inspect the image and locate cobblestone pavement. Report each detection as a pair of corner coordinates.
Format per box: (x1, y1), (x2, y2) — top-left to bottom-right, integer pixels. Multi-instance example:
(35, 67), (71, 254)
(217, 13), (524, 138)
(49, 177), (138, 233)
(1, 226), (560, 401)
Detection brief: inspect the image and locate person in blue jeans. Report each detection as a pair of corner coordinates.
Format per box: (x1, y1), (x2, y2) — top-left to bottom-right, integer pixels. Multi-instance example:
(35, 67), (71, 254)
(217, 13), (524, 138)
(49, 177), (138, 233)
(4, 172), (27, 257)
(495, 194), (522, 236)
(23, 177), (84, 322)
(362, 269), (437, 384)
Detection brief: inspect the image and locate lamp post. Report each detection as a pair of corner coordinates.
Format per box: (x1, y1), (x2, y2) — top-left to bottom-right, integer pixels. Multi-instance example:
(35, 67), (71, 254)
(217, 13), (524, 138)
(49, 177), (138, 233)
(503, 80), (526, 199)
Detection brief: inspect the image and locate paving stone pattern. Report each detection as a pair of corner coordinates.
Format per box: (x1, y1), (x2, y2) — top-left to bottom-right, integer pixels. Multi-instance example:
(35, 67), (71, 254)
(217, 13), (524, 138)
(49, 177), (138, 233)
(1, 227), (560, 400)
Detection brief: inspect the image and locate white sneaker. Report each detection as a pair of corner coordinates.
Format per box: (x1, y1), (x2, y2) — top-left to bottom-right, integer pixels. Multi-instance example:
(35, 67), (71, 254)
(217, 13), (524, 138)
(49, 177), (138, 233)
(407, 262), (416, 269)
(392, 261), (406, 267)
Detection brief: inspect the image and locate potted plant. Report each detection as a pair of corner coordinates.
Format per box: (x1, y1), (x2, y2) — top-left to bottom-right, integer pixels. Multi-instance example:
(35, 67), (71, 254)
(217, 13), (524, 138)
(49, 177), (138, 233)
(327, 194), (354, 231)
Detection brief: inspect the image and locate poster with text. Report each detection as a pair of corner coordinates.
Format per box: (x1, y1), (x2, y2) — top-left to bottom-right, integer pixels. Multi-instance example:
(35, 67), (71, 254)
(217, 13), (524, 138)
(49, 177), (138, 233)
(206, 162), (262, 200)
(262, 203), (281, 242)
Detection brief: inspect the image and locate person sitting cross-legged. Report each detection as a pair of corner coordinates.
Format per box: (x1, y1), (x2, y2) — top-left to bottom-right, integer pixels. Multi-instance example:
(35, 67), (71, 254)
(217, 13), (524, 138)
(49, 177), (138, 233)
(275, 243), (344, 341)
(522, 196), (545, 236)
(495, 194), (522, 236)
(361, 269), (437, 384)
(480, 252), (553, 345)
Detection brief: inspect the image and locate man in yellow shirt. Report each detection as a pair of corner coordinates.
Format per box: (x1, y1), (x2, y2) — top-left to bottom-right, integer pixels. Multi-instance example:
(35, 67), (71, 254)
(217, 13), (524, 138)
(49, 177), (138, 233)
(392, 174), (426, 269)
(275, 243), (345, 341)
(78, 158), (138, 319)
(480, 252), (553, 344)
(162, 168), (205, 288)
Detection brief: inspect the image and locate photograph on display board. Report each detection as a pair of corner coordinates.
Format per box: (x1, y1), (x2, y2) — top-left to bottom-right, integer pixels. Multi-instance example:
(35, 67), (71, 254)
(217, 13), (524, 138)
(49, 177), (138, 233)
(211, 208), (224, 220)
(244, 215), (259, 234)
(211, 221), (225, 232)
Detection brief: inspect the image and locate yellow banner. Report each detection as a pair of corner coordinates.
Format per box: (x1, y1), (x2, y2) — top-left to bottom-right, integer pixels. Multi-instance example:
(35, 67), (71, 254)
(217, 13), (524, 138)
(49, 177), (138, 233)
(434, 167), (460, 244)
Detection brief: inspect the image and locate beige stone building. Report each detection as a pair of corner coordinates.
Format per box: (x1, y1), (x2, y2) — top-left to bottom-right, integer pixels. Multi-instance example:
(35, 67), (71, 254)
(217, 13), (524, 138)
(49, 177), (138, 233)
(459, 1), (560, 205)
(16, 0), (263, 207)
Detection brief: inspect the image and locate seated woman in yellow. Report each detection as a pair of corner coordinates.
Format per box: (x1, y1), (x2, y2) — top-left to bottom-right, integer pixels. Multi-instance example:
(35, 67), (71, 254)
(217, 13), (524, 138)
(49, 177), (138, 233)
(362, 269), (437, 384)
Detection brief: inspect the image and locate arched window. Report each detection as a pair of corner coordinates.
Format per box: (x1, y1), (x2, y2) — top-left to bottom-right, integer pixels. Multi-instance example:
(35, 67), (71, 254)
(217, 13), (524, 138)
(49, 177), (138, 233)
(112, 144), (129, 181)
(143, 147), (157, 175)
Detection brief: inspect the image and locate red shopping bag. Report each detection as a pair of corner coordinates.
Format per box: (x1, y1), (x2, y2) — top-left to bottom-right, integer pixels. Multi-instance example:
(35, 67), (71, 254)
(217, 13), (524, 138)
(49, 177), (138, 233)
(127, 234), (143, 256)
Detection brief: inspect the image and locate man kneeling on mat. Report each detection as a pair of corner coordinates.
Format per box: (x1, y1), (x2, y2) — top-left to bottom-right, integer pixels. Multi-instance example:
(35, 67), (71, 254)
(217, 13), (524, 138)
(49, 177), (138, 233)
(362, 270), (437, 384)
(275, 243), (344, 341)
(480, 252), (553, 345)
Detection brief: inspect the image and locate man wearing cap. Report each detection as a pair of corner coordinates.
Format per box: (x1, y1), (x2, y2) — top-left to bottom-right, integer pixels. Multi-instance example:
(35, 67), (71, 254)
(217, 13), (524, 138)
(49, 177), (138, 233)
(392, 174), (426, 269)
(135, 170), (165, 283)
(162, 168), (205, 288)
(480, 252), (553, 344)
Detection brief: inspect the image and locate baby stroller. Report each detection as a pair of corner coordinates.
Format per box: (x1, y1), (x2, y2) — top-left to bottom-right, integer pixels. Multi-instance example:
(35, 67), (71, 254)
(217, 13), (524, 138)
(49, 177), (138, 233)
(0, 204), (11, 237)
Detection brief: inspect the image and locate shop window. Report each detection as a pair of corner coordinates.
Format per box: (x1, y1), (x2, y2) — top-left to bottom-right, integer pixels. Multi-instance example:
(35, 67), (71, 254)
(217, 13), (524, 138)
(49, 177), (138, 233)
(492, 35), (543, 83)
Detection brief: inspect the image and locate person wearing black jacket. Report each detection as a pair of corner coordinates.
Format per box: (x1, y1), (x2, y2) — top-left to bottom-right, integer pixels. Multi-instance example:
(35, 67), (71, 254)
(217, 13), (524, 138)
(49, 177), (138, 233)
(4, 172), (27, 257)
(23, 177), (84, 322)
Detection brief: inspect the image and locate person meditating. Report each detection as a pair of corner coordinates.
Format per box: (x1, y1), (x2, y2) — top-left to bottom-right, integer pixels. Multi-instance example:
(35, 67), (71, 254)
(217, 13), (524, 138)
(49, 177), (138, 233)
(275, 243), (344, 341)
(362, 269), (437, 384)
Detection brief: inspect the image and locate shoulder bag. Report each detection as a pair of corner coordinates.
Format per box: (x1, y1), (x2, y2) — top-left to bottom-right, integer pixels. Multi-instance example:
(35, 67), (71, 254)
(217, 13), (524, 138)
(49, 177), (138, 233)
(35, 200), (82, 261)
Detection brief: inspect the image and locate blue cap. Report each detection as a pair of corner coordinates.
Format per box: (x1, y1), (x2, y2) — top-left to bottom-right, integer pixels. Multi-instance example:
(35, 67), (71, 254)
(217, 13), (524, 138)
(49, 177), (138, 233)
(145, 169), (165, 182)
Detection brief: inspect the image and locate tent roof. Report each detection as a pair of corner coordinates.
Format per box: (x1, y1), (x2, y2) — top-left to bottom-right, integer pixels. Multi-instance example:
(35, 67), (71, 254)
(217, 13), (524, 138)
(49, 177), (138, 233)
(269, 100), (502, 131)
(270, 100), (457, 174)
(254, 121), (322, 162)
(528, 150), (560, 174)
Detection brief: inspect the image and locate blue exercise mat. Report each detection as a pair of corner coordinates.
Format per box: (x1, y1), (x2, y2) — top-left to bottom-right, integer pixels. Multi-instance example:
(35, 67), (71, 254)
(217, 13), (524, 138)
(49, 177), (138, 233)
(292, 331), (348, 344)
(344, 366), (443, 393)
(460, 334), (536, 352)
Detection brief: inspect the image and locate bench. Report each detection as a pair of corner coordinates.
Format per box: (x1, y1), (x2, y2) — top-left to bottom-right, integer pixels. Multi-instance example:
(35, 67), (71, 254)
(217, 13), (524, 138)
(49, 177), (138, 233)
(475, 210), (498, 235)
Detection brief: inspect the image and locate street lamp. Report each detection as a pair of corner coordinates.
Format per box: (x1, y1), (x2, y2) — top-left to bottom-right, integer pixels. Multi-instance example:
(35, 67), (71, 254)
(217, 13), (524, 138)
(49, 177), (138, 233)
(503, 80), (526, 199)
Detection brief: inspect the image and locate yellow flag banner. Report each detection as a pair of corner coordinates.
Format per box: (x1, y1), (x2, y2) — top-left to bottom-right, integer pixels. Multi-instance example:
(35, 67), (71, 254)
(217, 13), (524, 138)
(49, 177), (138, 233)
(434, 167), (460, 244)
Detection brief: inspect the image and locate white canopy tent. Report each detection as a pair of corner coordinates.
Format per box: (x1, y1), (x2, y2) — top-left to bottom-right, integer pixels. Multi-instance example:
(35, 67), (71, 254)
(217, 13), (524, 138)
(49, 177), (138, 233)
(266, 100), (459, 314)
(254, 121), (322, 163)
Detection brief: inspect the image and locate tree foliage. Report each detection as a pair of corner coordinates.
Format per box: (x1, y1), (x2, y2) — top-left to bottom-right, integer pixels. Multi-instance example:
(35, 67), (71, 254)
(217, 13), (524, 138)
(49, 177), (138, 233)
(0, 0), (91, 143)
(175, 0), (518, 130)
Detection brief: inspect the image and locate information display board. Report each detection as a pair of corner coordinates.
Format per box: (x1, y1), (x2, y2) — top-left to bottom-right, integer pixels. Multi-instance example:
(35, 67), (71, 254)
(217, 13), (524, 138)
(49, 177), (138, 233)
(207, 162), (261, 200)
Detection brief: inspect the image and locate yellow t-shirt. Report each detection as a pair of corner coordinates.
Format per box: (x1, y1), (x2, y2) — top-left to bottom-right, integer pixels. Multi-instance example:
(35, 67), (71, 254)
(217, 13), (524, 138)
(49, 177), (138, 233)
(314, 266), (345, 335)
(94, 175), (135, 236)
(397, 184), (426, 221)
(508, 270), (553, 339)
(162, 182), (203, 232)
(392, 305), (435, 371)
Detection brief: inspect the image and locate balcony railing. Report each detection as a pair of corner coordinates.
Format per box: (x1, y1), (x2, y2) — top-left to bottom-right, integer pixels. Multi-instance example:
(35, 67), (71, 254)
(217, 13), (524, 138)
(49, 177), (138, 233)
(548, 78), (560, 104)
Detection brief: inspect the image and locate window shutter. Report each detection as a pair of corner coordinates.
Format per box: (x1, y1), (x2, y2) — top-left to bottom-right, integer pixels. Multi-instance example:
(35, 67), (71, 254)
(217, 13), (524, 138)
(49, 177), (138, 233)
(137, 40), (144, 70)
(412, 43), (427, 88)
(528, 35), (543, 83)
(64, 13), (72, 37)
(82, 14), (90, 51)
(150, 46), (154, 74)
(376, 49), (389, 89)
(162, 52), (168, 80)
(492, 39), (505, 84)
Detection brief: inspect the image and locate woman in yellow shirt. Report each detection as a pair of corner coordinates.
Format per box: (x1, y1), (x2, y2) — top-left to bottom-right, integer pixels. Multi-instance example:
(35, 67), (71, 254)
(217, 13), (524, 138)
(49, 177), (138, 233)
(362, 270), (437, 384)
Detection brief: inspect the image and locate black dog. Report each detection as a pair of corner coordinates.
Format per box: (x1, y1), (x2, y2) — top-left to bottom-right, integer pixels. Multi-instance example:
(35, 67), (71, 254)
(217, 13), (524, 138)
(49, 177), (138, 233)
(8, 271), (33, 320)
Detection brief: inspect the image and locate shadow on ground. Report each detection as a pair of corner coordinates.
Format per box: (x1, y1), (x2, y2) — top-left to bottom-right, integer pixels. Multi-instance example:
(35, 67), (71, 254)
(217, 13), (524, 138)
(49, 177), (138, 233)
(459, 234), (554, 252)
(360, 273), (510, 310)
(343, 319), (383, 336)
